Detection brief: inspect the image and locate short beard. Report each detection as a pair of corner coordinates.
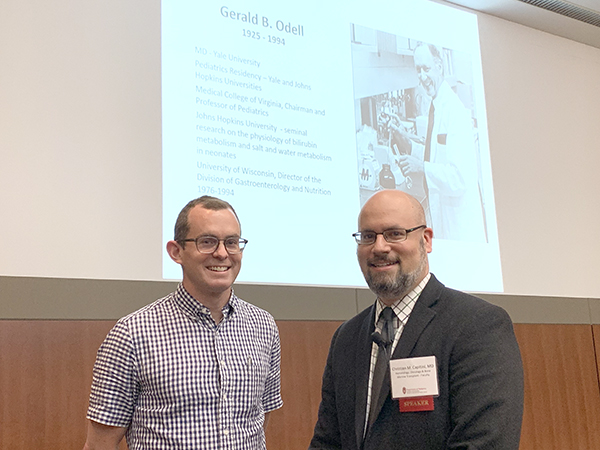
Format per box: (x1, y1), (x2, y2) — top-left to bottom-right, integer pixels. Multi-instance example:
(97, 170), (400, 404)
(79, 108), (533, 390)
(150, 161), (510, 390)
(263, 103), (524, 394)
(364, 239), (427, 300)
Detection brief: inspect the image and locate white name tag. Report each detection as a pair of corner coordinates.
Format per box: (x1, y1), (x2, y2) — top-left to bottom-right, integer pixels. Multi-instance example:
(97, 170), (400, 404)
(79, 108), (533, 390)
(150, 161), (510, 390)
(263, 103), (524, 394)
(390, 356), (439, 399)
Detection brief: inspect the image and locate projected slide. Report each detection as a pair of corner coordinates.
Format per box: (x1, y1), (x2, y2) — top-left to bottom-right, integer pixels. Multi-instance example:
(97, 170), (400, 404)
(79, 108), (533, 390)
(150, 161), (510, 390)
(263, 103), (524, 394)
(162, 0), (503, 292)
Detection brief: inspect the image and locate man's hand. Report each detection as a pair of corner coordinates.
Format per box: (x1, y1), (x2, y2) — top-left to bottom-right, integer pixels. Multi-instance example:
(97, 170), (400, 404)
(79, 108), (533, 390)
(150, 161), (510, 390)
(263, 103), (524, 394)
(396, 154), (424, 176)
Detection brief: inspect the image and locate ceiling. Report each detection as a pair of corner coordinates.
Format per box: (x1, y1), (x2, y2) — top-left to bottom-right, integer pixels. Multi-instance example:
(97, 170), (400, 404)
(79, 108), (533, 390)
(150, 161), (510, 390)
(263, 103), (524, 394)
(444, 0), (600, 49)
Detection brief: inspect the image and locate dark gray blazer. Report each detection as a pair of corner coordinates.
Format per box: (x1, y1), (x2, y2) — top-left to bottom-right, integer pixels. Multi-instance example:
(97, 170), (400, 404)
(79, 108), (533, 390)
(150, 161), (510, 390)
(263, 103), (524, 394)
(309, 274), (523, 450)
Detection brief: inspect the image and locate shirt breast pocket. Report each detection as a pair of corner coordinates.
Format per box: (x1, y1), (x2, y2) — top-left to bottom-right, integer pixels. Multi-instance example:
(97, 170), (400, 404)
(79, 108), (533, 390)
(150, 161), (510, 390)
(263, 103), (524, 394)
(236, 348), (270, 406)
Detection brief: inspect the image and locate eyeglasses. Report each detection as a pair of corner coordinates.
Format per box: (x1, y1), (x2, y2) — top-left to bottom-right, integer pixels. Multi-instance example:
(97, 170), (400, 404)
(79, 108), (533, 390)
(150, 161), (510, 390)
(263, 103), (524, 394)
(179, 236), (248, 254)
(352, 225), (426, 245)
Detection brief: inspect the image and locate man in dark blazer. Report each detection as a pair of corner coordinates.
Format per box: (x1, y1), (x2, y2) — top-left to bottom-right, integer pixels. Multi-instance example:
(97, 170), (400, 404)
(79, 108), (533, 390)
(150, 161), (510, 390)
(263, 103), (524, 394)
(309, 190), (523, 450)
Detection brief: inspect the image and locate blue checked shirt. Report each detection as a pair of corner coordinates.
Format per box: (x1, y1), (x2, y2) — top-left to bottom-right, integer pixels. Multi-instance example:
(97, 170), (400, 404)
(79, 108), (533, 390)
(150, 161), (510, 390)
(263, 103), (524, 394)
(87, 284), (283, 450)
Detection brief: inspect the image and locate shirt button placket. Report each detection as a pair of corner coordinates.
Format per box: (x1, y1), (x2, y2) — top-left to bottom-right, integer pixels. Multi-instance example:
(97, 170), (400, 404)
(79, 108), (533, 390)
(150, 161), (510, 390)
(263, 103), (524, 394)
(215, 327), (231, 448)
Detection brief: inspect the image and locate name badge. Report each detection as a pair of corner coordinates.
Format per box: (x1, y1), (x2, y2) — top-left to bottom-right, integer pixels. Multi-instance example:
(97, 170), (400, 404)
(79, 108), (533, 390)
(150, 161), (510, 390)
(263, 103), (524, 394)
(389, 356), (438, 411)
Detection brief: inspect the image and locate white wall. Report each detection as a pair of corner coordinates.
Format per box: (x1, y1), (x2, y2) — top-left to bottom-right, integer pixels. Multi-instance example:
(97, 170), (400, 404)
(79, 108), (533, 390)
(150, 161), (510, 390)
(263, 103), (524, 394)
(478, 15), (600, 296)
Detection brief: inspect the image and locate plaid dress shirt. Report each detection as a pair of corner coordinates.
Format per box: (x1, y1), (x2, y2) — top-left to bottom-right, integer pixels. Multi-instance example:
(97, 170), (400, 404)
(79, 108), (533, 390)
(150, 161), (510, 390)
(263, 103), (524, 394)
(363, 273), (431, 435)
(87, 284), (283, 449)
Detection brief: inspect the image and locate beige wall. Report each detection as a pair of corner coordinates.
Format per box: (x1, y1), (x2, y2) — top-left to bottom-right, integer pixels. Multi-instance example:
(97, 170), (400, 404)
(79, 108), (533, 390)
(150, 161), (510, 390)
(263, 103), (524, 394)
(1, 276), (600, 324)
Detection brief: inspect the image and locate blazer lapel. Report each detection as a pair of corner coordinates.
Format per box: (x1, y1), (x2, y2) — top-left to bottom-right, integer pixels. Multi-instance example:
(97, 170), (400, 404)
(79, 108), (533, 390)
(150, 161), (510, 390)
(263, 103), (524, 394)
(393, 303), (436, 359)
(355, 306), (375, 450)
(393, 275), (442, 359)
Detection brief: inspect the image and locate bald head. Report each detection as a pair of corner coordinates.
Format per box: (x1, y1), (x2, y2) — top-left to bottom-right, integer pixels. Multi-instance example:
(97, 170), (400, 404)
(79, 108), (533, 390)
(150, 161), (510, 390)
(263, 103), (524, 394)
(359, 190), (427, 230)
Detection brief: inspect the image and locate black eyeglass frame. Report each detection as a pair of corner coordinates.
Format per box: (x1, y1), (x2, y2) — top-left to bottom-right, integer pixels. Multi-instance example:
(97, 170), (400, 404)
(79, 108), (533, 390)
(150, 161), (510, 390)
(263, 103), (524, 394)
(352, 225), (427, 245)
(178, 236), (248, 254)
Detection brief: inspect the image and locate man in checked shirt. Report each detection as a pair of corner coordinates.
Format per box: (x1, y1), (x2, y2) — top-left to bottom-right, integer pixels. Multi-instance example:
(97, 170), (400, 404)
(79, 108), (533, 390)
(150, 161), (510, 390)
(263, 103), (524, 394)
(83, 196), (283, 450)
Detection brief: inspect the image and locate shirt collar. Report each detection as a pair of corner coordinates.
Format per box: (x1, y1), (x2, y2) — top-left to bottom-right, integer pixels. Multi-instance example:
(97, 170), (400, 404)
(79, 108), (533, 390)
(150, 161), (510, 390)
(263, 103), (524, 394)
(174, 283), (237, 320)
(374, 272), (431, 325)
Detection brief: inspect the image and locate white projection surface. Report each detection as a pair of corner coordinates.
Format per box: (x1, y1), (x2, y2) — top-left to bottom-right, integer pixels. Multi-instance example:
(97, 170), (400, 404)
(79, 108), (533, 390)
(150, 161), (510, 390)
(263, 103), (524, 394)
(162, 0), (503, 291)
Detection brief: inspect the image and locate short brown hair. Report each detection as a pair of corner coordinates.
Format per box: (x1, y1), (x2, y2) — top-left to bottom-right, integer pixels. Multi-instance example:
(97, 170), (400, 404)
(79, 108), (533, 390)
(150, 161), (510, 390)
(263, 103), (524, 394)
(173, 196), (240, 245)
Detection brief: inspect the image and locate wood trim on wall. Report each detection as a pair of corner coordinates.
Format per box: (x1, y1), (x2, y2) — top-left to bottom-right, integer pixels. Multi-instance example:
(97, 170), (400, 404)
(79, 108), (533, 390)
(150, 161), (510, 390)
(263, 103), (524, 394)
(2, 320), (600, 449)
(514, 324), (600, 449)
(593, 324), (600, 398)
(266, 321), (341, 449)
(0, 321), (113, 449)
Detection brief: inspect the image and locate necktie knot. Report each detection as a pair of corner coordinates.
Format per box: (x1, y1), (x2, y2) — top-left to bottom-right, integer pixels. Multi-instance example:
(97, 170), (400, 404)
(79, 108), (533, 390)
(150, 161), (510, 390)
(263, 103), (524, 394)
(381, 306), (394, 322)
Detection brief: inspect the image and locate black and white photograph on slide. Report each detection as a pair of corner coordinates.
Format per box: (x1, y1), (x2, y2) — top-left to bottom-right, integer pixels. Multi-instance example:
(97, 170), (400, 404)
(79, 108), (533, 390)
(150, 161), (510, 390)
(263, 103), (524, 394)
(352, 25), (488, 243)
